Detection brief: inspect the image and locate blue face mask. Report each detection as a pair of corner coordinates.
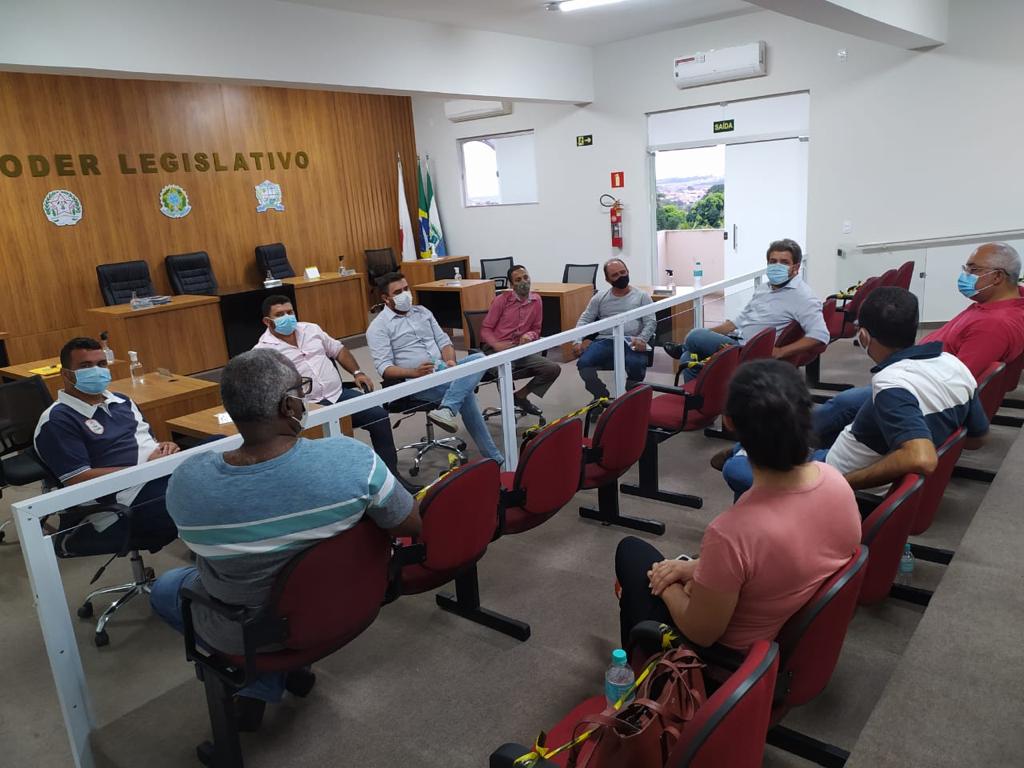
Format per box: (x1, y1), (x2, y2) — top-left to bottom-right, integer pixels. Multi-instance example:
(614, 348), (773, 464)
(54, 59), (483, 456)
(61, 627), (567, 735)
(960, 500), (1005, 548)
(957, 270), (997, 299)
(74, 366), (111, 395)
(766, 263), (792, 286)
(273, 314), (298, 335)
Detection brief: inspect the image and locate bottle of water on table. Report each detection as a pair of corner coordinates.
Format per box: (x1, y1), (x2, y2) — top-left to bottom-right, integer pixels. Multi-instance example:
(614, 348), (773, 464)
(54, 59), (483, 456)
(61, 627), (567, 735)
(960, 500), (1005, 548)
(692, 261), (703, 289)
(605, 648), (635, 709)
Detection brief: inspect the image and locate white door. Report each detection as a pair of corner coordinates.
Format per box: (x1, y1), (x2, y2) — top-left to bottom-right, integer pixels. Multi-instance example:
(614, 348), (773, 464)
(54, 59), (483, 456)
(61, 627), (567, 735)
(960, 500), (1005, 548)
(723, 139), (808, 314)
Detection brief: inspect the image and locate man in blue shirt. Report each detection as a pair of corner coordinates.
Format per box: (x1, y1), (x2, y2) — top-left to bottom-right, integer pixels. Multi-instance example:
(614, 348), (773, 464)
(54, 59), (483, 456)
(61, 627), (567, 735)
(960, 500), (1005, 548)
(150, 348), (421, 727)
(664, 239), (829, 381)
(34, 337), (179, 551)
(721, 287), (989, 497)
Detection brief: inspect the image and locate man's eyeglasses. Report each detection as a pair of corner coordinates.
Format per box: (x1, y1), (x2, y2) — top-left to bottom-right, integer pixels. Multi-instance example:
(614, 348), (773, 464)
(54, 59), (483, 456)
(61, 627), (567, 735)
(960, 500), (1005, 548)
(962, 264), (1005, 277)
(288, 377), (313, 397)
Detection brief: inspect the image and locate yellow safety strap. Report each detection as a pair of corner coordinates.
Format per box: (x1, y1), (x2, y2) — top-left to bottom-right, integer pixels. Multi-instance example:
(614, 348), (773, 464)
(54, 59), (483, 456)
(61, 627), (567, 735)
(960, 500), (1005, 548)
(834, 280), (863, 300)
(521, 397), (609, 443)
(412, 453), (463, 502)
(512, 657), (659, 767)
(684, 342), (731, 369)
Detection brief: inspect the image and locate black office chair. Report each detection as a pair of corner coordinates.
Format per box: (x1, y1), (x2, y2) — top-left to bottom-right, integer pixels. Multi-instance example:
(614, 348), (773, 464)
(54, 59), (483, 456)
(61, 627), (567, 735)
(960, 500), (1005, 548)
(165, 251), (219, 295)
(0, 376), (55, 543)
(382, 377), (466, 478)
(562, 263), (599, 290)
(255, 242), (295, 279)
(96, 261), (156, 306)
(463, 310), (539, 426)
(365, 247), (399, 288)
(480, 257), (513, 290)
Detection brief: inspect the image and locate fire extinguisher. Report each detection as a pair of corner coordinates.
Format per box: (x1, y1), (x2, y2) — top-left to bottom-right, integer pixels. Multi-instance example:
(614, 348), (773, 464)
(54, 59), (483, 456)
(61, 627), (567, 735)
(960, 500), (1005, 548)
(601, 194), (623, 249)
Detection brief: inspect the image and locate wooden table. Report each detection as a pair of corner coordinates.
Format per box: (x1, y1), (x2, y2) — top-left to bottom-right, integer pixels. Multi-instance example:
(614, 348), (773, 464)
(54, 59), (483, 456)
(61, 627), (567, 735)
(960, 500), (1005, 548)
(166, 402), (351, 442)
(0, 331), (8, 367)
(412, 279), (496, 347)
(531, 282), (594, 358)
(282, 273), (368, 339)
(1, 356), (129, 400)
(402, 255), (471, 287)
(640, 285), (696, 373)
(107, 373), (221, 442)
(85, 295), (228, 376)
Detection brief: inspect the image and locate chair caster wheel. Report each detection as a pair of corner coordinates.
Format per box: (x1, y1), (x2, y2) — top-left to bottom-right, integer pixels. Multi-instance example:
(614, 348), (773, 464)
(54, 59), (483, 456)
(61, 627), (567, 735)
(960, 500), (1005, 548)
(94, 630), (110, 647)
(144, 567), (155, 581)
(77, 601), (94, 619)
(457, 441), (467, 451)
(196, 741), (214, 767)
(409, 466), (420, 477)
(0, 530), (5, 543)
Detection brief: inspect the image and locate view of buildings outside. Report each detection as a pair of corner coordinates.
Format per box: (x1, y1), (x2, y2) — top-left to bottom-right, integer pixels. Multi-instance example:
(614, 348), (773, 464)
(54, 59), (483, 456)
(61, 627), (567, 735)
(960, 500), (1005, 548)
(655, 144), (725, 230)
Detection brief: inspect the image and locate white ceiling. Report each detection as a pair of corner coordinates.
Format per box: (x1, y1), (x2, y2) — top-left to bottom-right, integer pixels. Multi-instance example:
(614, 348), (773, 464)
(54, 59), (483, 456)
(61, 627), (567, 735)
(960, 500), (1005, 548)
(281, 0), (756, 46)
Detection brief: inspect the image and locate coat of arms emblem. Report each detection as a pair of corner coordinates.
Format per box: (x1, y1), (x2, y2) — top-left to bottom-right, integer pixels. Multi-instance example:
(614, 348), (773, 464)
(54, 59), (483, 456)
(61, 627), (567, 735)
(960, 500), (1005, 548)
(42, 189), (83, 226)
(254, 180), (284, 213)
(159, 184), (192, 219)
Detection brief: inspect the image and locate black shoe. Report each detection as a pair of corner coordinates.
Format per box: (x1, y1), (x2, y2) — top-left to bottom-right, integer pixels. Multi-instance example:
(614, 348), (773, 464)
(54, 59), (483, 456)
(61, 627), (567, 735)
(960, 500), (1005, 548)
(234, 695), (267, 732)
(514, 397), (543, 417)
(285, 668), (317, 698)
(663, 342), (684, 360)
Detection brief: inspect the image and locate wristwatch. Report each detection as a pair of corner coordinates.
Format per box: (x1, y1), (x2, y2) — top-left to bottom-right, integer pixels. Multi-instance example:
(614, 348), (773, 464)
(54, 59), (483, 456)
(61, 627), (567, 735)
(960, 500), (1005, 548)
(353, 369), (366, 377)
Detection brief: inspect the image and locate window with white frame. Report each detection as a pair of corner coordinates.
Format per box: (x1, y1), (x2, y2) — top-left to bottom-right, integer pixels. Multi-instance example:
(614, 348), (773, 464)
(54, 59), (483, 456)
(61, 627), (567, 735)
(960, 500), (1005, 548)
(458, 130), (538, 207)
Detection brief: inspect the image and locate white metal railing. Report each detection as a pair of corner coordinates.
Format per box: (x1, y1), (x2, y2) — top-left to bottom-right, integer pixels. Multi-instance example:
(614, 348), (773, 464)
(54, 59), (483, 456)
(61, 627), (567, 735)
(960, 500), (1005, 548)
(13, 266), (766, 768)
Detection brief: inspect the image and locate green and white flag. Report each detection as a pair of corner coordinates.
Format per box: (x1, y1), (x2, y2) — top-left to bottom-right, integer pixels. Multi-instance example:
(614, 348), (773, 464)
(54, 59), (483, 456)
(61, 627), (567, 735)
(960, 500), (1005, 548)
(425, 157), (447, 257)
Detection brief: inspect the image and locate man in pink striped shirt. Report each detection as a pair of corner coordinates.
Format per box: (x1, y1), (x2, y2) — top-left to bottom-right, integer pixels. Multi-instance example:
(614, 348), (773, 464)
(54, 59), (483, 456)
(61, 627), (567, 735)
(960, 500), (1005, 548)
(480, 264), (561, 416)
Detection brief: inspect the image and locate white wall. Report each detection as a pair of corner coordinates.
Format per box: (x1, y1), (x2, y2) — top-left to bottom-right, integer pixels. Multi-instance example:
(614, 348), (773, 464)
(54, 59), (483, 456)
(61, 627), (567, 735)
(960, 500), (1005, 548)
(414, 0), (1024, 300)
(0, 0), (593, 103)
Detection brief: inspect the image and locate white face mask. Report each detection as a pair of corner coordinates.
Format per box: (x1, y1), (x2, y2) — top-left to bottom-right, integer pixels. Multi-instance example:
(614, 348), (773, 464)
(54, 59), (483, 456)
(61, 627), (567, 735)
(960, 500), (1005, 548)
(859, 330), (873, 358)
(392, 290), (413, 313)
(287, 396), (308, 433)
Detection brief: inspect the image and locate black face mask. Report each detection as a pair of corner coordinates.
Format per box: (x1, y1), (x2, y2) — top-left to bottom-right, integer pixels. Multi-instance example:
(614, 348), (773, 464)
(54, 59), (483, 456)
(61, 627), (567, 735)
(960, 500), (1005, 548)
(612, 275), (630, 290)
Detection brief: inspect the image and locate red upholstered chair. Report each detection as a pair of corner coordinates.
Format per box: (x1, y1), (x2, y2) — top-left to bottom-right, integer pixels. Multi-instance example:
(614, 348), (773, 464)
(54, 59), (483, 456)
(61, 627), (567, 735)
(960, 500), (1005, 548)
(738, 327), (777, 364)
(775, 320), (827, 369)
(577, 386), (663, 535)
(180, 519), (392, 768)
(393, 458), (529, 640)
(911, 427), (967, 537)
(858, 474), (925, 606)
(994, 352), (1024, 427)
(835, 274), (882, 340)
(499, 418), (584, 536)
(951, 362), (1005, 485)
(621, 347), (740, 512)
(878, 267), (898, 287)
(630, 546), (869, 767)
(488, 641), (780, 768)
(893, 260), (915, 290)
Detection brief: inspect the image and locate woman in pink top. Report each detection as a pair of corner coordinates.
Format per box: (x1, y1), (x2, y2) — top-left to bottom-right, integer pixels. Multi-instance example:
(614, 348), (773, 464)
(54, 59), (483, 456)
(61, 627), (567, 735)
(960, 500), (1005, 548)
(615, 359), (861, 650)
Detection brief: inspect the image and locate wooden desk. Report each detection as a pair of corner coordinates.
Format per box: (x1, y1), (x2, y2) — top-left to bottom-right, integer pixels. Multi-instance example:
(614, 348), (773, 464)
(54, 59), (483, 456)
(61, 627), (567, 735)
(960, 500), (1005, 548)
(412, 279), (496, 347)
(282, 273), (368, 339)
(402, 255), (471, 287)
(85, 295), (228, 376)
(0, 331), (8, 367)
(531, 282), (594, 358)
(640, 286), (696, 373)
(166, 402), (351, 442)
(1, 357), (129, 400)
(108, 373), (221, 442)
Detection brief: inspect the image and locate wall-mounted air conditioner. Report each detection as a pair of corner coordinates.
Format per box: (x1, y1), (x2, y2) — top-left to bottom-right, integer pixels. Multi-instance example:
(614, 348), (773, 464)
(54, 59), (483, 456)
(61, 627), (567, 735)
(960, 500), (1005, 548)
(443, 100), (513, 123)
(673, 41), (766, 90)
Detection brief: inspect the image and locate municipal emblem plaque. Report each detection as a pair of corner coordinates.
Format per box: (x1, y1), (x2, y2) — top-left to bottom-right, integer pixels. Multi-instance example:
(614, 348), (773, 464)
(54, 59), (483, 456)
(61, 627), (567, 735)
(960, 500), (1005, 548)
(159, 184), (192, 219)
(42, 189), (83, 226)
(254, 180), (284, 213)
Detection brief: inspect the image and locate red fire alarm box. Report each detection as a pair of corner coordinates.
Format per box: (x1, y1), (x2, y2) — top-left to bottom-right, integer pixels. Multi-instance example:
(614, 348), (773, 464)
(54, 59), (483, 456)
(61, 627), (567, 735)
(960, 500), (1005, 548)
(610, 171), (624, 188)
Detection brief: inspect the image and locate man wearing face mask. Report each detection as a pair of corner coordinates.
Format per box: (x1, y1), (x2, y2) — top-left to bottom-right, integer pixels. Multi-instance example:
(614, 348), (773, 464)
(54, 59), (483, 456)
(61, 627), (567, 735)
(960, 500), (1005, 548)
(366, 272), (505, 465)
(812, 242), (1024, 445)
(721, 287), (989, 498)
(253, 295), (408, 487)
(150, 349), (420, 727)
(664, 239), (829, 382)
(479, 264), (561, 415)
(33, 337), (180, 549)
(572, 258), (656, 399)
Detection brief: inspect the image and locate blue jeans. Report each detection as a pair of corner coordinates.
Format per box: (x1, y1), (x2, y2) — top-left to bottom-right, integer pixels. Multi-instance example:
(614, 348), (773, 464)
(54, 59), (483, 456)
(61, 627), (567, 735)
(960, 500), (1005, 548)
(576, 338), (649, 399)
(150, 566), (287, 703)
(416, 352), (504, 465)
(722, 447), (830, 501)
(812, 386), (871, 446)
(678, 329), (737, 382)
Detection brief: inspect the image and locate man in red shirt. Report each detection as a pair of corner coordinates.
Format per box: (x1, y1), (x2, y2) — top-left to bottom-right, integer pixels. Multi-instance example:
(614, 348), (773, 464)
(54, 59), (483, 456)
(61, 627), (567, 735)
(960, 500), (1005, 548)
(480, 264), (561, 416)
(812, 242), (1024, 445)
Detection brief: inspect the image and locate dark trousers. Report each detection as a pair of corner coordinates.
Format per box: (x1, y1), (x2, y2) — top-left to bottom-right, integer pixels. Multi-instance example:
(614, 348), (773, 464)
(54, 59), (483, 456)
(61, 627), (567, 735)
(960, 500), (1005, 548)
(481, 344), (562, 398)
(615, 536), (674, 648)
(325, 387), (399, 476)
(577, 338), (649, 399)
(57, 477), (177, 556)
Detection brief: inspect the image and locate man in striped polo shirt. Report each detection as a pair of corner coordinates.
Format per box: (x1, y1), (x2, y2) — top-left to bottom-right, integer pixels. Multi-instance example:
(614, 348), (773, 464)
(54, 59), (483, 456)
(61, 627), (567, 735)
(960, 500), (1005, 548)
(150, 349), (420, 725)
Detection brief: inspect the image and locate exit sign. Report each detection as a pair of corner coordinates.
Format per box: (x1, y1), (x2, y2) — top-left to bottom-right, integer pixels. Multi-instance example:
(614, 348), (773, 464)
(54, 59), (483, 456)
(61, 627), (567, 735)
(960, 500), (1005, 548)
(713, 119), (735, 133)
(576, 134), (593, 147)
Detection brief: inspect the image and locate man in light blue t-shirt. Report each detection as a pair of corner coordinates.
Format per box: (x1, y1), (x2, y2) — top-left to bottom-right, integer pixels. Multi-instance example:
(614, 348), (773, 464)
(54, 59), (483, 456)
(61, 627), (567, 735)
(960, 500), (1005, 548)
(150, 349), (421, 728)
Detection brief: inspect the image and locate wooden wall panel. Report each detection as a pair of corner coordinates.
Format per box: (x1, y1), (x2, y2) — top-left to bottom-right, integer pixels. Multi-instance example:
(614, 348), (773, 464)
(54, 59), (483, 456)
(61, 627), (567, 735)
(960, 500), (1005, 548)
(0, 73), (418, 364)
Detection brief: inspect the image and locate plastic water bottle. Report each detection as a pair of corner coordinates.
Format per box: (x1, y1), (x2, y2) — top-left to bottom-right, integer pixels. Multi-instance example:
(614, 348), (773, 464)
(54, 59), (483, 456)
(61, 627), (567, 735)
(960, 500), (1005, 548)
(99, 332), (115, 365)
(665, 268), (676, 292)
(604, 649), (635, 709)
(128, 350), (144, 385)
(692, 261), (703, 289)
(129, 290), (145, 310)
(896, 543), (915, 585)
(338, 255), (346, 275)
(452, 266), (462, 284)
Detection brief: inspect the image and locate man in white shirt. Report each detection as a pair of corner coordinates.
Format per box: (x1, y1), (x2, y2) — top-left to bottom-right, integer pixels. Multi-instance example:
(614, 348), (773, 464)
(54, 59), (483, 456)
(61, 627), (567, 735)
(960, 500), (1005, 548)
(254, 295), (404, 484)
(366, 273), (504, 466)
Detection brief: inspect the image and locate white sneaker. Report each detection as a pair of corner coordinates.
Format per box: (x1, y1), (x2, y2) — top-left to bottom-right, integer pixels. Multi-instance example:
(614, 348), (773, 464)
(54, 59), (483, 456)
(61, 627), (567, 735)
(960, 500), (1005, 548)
(427, 407), (459, 433)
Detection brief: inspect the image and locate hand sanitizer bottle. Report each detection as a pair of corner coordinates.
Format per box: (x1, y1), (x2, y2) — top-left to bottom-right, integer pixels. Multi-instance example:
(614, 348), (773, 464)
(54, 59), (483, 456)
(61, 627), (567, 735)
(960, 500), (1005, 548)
(452, 267), (462, 285)
(129, 290), (144, 310)
(665, 269), (676, 292)
(99, 332), (115, 364)
(128, 351), (144, 385)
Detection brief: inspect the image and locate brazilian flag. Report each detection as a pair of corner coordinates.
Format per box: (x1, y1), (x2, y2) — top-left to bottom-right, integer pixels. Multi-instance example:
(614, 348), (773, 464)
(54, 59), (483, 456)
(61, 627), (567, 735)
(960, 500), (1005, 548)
(416, 158), (431, 259)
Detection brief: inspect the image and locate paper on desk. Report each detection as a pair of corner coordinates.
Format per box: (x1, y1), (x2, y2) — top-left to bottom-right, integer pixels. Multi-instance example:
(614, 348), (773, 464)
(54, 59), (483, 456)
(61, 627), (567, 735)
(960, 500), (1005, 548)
(215, 412), (233, 425)
(29, 364), (62, 376)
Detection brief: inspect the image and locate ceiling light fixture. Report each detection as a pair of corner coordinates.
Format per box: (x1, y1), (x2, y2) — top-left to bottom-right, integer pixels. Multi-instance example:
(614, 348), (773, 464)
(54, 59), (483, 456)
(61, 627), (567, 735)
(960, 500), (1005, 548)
(546, 0), (630, 12)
